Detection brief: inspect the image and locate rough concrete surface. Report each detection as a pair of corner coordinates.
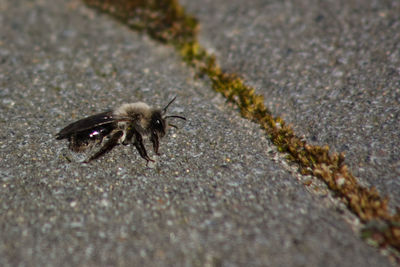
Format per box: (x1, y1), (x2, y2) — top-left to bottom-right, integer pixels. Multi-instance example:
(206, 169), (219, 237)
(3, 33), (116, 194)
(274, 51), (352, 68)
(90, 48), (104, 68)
(0, 0), (395, 266)
(180, 0), (400, 208)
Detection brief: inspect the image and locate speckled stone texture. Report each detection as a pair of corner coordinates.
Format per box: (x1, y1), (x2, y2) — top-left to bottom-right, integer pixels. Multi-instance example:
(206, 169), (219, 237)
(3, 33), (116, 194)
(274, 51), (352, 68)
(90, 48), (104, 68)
(180, 0), (400, 208)
(0, 0), (394, 266)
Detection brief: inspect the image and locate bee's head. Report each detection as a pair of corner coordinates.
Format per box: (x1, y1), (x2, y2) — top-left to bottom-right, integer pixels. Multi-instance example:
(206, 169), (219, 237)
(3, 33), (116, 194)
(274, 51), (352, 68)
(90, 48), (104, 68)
(150, 97), (186, 138)
(150, 111), (167, 137)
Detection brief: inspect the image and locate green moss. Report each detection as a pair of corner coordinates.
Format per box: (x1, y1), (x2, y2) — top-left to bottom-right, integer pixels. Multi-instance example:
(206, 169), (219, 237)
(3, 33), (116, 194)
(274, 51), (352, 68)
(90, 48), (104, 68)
(84, 0), (198, 46)
(83, 0), (400, 253)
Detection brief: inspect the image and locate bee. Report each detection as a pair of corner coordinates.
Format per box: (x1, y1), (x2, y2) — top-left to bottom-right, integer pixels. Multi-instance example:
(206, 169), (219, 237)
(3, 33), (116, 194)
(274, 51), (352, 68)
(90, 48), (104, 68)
(56, 97), (186, 163)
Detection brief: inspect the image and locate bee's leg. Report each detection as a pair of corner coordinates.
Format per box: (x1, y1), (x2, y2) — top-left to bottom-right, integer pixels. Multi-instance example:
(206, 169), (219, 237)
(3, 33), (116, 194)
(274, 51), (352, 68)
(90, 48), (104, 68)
(122, 125), (134, 145)
(85, 130), (123, 162)
(150, 132), (160, 155)
(134, 132), (154, 163)
(69, 134), (91, 152)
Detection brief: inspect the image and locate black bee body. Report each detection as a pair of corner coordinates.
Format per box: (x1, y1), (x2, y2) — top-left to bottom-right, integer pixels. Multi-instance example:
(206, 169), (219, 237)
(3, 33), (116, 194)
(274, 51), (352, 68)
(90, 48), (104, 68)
(56, 111), (114, 151)
(56, 98), (185, 163)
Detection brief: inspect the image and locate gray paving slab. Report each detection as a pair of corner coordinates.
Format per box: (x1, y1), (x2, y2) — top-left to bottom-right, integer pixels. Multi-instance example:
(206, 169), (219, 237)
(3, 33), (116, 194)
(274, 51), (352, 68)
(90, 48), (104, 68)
(180, 0), (400, 208)
(0, 0), (394, 266)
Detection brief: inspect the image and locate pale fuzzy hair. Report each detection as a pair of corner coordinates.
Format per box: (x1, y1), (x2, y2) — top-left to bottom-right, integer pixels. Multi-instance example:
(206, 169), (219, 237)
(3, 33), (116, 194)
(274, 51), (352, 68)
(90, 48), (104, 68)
(113, 102), (151, 117)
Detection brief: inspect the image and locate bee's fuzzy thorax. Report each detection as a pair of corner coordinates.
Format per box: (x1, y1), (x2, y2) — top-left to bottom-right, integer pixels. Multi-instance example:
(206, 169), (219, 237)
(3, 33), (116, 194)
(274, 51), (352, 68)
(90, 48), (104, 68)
(114, 102), (153, 129)
(114, 102), (151, 117)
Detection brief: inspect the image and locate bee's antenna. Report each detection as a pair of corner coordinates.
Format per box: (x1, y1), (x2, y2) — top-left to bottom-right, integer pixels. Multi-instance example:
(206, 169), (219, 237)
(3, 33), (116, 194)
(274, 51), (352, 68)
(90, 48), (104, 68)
(165, 115), (186, 120)
(162, 96), (177, 114)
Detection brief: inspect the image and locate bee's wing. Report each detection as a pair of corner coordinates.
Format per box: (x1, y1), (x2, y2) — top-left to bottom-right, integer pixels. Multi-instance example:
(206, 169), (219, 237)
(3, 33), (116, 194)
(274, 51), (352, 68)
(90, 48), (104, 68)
(56, 111), (118, 139)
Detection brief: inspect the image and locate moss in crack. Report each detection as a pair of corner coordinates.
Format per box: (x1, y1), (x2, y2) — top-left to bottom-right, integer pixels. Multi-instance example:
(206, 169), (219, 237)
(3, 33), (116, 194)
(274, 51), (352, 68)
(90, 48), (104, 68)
(84, 0), (198, 46)
(83, 0), (400, 255)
